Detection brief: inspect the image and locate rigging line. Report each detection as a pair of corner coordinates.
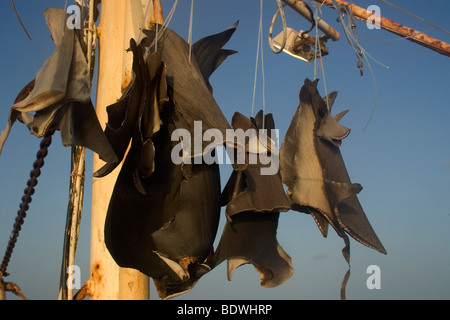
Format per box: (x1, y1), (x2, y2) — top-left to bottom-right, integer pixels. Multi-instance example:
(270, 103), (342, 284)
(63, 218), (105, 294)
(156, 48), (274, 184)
(378, 0), (450, 36)
(260, 8), (266, 130)
(188, 0), (194, 65)
(313, 3), (320, 80)
(360, 47), (378, 132)
(251, 0), (263, 118)
(310, 5), (321, 77)
(155, 0), (160, 52)
(145, 0), (178, 54)
(311, 0), (326, 80)
(268, 0), (287, 54)
(331, 0), (382, 131)
(137, 0), (153, 44)
(312, 1), (329, 108)
(11, 0), (32, 40)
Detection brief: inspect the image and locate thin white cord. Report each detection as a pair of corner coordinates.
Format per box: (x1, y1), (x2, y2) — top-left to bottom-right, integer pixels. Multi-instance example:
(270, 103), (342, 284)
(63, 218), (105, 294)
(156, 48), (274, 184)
(188, 0), (194, 65)
(260, 8), (266, 129)
(311, 1), (329, 109)
(137, 0), (152, 43)
(251, 0), (266, 129)
(145, 0), (179, 54)
(331, 0), (386, 131)
(155, 0), (160, 52)
(251, 0), (263, 118)
(378, 0), (450, 36)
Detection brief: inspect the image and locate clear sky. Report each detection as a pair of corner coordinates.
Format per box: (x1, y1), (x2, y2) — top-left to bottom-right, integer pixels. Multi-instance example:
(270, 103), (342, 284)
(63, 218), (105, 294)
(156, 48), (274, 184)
(0, 0), (449, 300)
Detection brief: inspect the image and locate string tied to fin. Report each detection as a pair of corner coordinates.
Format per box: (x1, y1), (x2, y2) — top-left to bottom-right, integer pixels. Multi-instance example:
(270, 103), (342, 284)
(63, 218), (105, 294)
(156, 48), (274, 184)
(339, 231), (351, 300)
(251, 0), (267, 129)
(188, 0), (194, 65)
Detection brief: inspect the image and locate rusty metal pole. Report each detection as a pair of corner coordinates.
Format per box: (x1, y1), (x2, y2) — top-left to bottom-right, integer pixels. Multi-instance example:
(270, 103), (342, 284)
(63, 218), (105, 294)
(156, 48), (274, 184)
(314, 0), (450, 57)
(89, 0), (156, 300)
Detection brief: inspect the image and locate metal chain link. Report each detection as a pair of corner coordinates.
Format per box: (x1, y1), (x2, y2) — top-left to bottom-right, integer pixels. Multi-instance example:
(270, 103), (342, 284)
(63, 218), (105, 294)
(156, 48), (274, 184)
(0, 129), (55, 276)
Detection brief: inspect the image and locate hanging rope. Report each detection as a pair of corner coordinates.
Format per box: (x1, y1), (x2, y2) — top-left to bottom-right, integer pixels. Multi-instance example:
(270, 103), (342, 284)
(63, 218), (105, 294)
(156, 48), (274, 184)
(330, 0), (389, 131)
(268, 0), (287, 54)
(144, 0), (179, 54)
(188, 0), (194, 65)
(251, 0), (266, 129)
(0, 128), (56, 277)
(378, 0), (450, 36)
(155, 0), (160, 52)
(137, 0), (153, 44)
(310, 1), (330, 109)
(11, 0), (32, 40)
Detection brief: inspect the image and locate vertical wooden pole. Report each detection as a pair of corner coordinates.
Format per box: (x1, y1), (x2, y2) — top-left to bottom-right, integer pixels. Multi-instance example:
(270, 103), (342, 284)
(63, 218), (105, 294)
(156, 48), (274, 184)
(90, 0), (155, 300)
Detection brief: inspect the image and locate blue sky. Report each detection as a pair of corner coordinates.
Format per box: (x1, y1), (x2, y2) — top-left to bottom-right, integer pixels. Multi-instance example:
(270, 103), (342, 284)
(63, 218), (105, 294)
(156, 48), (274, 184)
(0, 0), (449, 300)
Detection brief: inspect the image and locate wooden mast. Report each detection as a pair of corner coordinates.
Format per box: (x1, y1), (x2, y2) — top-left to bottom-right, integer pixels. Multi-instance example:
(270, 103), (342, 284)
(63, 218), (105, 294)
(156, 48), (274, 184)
(84, 0), (161, 300)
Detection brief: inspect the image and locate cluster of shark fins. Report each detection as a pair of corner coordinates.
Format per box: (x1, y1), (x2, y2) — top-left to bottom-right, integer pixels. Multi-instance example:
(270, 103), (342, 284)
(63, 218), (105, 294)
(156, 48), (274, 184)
(0, 8), (385, 300)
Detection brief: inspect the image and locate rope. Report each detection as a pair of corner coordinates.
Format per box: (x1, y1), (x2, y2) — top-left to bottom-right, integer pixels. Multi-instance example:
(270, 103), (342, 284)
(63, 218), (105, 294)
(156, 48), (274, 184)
(137, 0), (153, 43)
(310, 2), (330, 109)
(155, 0), (160, 52)
(144, 0), (179, 54)
(268, 0), (287, 54)
(331, 0), (389, 131)
(251, 0), (267, 129)
(11, 0), (32, 40)
(188, 0), (194, 65)
(378, 0), (450, 36)
(0, 129), (55, 277)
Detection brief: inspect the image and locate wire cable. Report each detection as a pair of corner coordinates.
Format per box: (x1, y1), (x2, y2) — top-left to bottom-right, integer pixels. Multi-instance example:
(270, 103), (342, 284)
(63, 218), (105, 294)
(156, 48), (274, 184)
(378, 0), (450, 36)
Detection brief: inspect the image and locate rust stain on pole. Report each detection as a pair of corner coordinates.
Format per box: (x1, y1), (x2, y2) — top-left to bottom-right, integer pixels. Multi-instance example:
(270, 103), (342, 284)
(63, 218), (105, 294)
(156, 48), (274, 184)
(315, 0), (450, 57)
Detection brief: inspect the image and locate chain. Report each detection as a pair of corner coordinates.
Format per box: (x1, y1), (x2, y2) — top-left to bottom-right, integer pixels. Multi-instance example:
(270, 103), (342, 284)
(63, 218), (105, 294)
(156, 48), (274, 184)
(0, 128), (55, 277)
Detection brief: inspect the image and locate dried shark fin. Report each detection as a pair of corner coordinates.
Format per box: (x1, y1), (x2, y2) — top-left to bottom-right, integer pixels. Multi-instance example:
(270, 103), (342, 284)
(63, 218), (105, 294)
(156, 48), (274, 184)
(192, 21), (239, 93)
(132, 51), (168, 187)
(149, 159), (221, 299)
(0, 8), (117, 164)
(280, 78), (386, 255)
(212, 111), (293, 288)
(104, 23), (238, 299)
(141, 23), (235, 157)
(104, 119), (221, 299)
(226, 111), (278, 171)
(93, 39), (147, 177)
(56, 100), (116, 161)
(213, 211), (293, 288)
